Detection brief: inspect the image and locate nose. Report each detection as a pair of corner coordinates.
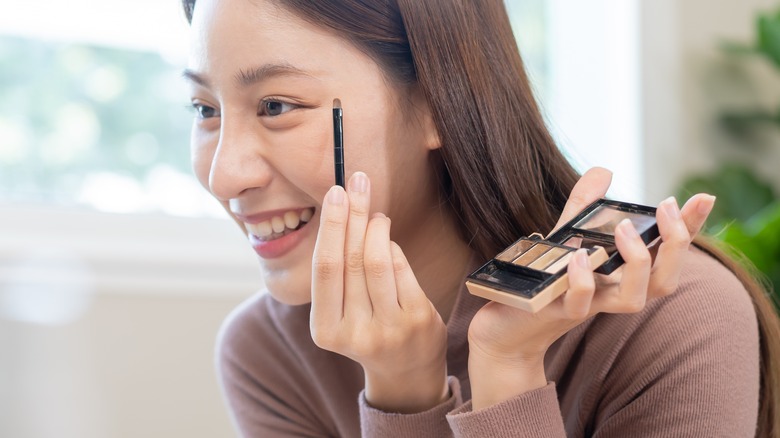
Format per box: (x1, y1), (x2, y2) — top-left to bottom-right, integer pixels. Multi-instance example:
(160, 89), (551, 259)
(208, 116), (272, 201)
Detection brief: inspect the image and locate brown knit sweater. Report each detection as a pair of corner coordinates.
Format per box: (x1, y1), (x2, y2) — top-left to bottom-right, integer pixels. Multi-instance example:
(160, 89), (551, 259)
(216, 247), (760, 437)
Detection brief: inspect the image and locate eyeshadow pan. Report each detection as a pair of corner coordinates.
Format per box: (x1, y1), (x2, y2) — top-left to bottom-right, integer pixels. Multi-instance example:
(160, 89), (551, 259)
(543, 251), (574, 273)
(496, 239), (535, 262)
(574, 205), (656, 235)
(512, 243), (551, 266)
(528, 246), (568, 270)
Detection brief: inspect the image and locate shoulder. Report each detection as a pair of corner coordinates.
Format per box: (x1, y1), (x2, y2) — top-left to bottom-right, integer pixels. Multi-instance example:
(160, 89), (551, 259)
(582, 246), (760, 434)
(216, 291), (337, 384)
(215, 291), (363, 435)
(595, 246), (760, 372)
(582, 246), (759, 347)
(647, 245), (758, 345)
(216, 291), (312, 364)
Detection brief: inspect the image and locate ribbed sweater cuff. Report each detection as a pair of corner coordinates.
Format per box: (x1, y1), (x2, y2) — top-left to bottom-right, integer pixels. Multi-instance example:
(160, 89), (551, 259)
(446, 382), (565, 438)
(359, 376), (463, 437)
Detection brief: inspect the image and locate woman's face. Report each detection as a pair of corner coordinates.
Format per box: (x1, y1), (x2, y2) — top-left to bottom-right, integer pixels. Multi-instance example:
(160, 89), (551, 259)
(186, 0), (441, 304)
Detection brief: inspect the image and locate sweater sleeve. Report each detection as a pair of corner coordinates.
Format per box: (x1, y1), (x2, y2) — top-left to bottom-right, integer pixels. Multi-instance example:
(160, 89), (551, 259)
(446, 383), (566, 438)
(358, 376), (463, 438)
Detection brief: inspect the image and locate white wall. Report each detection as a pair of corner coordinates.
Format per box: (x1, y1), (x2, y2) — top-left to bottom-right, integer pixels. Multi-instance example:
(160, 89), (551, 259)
(0, 205), (261, 438)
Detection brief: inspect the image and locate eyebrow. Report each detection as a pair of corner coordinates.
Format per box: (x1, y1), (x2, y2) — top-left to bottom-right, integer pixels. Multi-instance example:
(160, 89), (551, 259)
(181, 63), (317, 89)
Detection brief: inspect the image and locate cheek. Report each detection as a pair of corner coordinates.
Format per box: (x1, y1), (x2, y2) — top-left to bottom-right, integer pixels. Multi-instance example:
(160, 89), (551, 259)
(269, 119), (334, 195)
(190, 126), (217, 191)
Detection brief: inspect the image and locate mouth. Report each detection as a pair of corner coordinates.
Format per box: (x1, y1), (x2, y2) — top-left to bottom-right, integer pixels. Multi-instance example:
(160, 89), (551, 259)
(244, 207), (315, 242)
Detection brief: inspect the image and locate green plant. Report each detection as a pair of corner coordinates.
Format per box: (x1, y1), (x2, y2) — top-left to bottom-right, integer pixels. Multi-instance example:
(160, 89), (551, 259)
(678, 6), (780, 302)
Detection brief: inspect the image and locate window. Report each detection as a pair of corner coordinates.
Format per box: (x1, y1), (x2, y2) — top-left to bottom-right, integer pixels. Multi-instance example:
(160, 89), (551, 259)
(508, 0), (642, 201)
(0, 1), (261, 325)
(0, 0), (222, 216)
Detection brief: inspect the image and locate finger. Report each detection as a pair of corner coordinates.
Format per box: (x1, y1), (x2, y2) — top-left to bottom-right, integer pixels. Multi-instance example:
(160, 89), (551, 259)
(648, 197), (691, 298)
(344, 172), (373, 317)
(562, 249), (596, 319)
(592, 219), (652, 313)
(389, 242), (427, 312)
(311, 185), (349, 327)
(680, 193), (716, 237)
(552, 167), (613, 232)
(363, 213), (399, 320)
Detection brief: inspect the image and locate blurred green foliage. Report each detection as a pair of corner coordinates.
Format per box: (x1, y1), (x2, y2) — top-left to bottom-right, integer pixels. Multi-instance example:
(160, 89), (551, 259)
(679, 7), (780, 301)
(678, 165), (780, 295)
(0, 36), (192, 202)
(721, 8), (780, 132)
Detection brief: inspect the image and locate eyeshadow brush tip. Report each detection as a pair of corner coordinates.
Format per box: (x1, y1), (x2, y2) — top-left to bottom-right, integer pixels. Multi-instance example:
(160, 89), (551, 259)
(333, 98), (341, 109)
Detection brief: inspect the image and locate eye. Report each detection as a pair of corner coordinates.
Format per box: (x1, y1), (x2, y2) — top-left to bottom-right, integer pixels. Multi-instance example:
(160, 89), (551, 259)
(191, 102), (220, 119)
(258, 99), (297, 117)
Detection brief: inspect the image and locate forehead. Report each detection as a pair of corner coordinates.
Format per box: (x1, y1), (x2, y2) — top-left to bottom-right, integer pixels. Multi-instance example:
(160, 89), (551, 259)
(187, 0), (353, 80)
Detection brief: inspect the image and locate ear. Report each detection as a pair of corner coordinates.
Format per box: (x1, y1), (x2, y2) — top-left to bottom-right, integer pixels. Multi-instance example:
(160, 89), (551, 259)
(410, 86), (442, 151)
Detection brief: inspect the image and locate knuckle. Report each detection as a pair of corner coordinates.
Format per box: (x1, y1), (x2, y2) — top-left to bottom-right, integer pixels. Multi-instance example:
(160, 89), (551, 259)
(392, 255), (409, 273)
(349, 200), (370, 218)
(322, 214), (346, 233)
(344, 251), (365, 274)
(628, 250), (652, 266)
(408, 305), (436, 328)
(568, 192), (592, 207)
(313, 254), (341, 279)
(364, 255), (390, 279)
(665, 233), (690, 251)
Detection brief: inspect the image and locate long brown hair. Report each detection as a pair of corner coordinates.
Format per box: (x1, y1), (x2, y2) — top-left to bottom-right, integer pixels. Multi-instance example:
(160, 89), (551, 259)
(182, 0), (780, 434)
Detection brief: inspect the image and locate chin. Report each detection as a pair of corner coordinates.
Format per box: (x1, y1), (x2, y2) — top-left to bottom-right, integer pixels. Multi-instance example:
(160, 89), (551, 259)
(264, 277), (313, 306)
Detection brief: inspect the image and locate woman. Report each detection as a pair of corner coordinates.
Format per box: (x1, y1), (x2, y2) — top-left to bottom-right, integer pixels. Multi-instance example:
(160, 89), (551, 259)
(181, 0), (780, 436)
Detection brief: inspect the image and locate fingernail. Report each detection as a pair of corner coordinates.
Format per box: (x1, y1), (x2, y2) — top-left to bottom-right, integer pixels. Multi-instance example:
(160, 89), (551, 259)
(699, 195), (716, 215)
(349, 172), (368, 193)
(371, 212), (386, 219)
(663, 196), (681, 220)
(577, 249), (591, 269)
(619, 218), (640, 239)
(327, 186), (344, 205)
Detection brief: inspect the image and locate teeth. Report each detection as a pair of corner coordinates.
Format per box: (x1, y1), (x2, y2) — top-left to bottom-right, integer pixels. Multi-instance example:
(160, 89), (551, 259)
(271, 216), (285, 233)
(284, 211), (300, 229)
(256, 221), (272, 237)
(245, 207), (315, 241)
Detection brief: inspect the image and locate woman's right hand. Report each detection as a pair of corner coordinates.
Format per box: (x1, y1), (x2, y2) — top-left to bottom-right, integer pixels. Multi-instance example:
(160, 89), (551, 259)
(309, 172), (449, 414)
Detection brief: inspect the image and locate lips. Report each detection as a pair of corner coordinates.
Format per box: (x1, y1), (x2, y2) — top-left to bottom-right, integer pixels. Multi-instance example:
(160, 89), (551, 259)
(242, 207), (316, 259)
(244, 207), (315, 242)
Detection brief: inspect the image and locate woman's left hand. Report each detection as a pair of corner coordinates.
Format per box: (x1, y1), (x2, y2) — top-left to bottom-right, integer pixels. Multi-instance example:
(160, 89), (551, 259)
(467, 167), (716, 410)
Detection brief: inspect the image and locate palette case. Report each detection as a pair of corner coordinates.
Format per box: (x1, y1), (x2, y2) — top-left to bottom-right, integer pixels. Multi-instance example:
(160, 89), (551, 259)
(465, 199), (660, 313)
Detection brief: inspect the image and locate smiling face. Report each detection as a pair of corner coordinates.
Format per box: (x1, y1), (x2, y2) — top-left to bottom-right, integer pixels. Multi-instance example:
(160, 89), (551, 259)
(186, 0), (445, 304)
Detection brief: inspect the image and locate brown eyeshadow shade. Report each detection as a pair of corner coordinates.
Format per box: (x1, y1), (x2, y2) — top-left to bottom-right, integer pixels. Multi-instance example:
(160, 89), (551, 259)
(512, 243), (551, 266)
(544, 251), (575, 273)
(496, 239), (535, 262)
(528, 246), (568, 270)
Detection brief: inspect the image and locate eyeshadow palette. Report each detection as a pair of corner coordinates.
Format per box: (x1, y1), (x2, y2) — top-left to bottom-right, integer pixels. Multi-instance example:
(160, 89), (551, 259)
(465, 199), (660, 313)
